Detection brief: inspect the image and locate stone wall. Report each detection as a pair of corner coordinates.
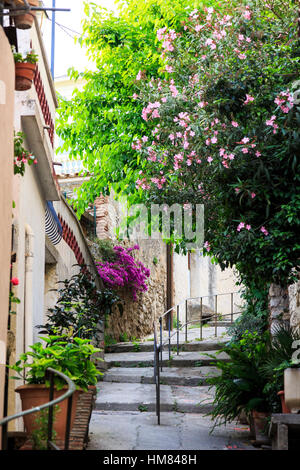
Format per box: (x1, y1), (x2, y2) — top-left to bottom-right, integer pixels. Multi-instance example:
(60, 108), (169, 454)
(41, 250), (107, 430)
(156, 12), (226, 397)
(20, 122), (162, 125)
(268, 279), (300, 331)
(90, 238), (167, 342)
(289, 278), (300, 329)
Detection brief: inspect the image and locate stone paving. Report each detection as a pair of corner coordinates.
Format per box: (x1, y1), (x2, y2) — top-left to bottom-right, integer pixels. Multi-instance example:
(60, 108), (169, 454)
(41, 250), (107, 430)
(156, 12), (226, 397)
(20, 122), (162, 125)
(87, 329), (258, 451)
(88, 411), (255, 451)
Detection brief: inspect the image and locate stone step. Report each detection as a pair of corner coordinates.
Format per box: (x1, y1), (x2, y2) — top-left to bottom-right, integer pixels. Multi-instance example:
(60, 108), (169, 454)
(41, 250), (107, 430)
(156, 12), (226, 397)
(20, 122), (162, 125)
(102, 366), (220, 386)
(95, 382), (215, 414)
(104, 350), (228, 369)
(207, 321), (234, 327)
(87, 411), (253, 451)
(105, 338), (227, 354)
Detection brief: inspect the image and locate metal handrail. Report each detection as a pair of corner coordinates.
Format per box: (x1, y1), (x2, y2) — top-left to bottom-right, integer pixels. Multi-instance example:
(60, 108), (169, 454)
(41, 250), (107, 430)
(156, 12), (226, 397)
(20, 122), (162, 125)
(0, 368), (76, 450)
(159, 291), (240, 320)
(0, 0), (70, 16)
(153, 291), (242, 424)
(153, 323), (161, 425)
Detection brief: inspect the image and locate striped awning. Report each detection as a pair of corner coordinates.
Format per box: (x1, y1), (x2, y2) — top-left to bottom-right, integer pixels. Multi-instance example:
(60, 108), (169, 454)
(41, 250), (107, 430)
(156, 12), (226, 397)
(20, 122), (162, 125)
(45, 201), (63, 245)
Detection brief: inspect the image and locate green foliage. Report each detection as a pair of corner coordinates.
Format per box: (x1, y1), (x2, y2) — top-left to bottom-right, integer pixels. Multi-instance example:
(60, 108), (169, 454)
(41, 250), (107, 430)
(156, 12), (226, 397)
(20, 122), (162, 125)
(207, 322), (300, 430)
(260, 322), (300, 390)
(133, 0), (300, 290)
(30, 407), (58, 450)
(12, 46), (38, 64)
(226, 284), (269, 341)
(14, 131), (37, 176)
(56, 0), (210, 217)
(94, 238), (117, 262)
(119, 332), (130, 343)
(206, 330), (278, 429)
(104, 334), (117, 347)
(138, 404), (148, 412)
(10, 335), (102, 392)
(132, 337), (141, 352)
(37, 269), (121, 340)
(9, 291), (20, 315)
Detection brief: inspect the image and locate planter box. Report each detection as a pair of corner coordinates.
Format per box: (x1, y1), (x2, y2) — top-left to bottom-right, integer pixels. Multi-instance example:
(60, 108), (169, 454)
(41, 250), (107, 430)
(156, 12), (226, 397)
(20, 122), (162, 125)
(284, 368), (300, 413)
(16, 384), (81, 442)
(13, 0), (39, 30)
(18, 386), (97, 450)
(15, 62), (36, 91)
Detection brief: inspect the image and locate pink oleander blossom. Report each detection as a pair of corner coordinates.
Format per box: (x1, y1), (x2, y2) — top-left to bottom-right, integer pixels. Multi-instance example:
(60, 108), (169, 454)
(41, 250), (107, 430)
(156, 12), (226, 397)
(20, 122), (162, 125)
(244, 94), (254, 105)
(204, 241), (211, 252)
(260, 226), (269, 236)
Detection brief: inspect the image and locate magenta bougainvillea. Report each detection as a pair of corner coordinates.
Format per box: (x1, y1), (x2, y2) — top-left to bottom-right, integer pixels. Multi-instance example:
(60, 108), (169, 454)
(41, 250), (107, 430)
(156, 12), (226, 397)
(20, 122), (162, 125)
(96, 245), (150, 301)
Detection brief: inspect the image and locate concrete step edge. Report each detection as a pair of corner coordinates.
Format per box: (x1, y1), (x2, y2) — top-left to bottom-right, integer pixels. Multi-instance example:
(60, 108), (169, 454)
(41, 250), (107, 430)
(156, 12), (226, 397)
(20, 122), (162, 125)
(104, 357), (228, 369)
(105, 339), (228, 354)
(94, 402), (214, 414)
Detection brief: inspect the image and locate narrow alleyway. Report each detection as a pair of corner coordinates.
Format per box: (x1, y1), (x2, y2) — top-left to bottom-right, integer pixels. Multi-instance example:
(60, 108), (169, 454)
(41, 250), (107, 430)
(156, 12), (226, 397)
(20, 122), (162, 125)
(87, 328), (257, 451)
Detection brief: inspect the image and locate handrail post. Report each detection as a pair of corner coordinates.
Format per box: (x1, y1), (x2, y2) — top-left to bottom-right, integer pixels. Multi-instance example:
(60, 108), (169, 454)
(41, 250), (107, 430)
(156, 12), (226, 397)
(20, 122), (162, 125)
(47, 370), (55, 449)
(2, 422), (8, 451)
(215, 295), (218, 337)
(231, 292), (234, 323)
(159, 317), (163, 372)
(200, 297), (203, 341)
(156, 347), (160, 425)
(185, 299), (188, 343)
(168, 312), (171, 361)
(176, 305), (179, 355)
(64, 395), (73, 450)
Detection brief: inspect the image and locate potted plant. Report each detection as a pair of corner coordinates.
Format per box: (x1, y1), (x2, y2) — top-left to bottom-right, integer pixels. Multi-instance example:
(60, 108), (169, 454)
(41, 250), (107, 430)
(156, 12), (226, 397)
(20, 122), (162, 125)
(206, 330), (275, 446)
(14, 131), (37, 176)
(36, 269), (120, 343)
(10, 334), (103, 442)
(260, 322), (300, 414)
(274, 359), (300, 414)
(12, 47), (38, 91)
(12, 0), (39, 30)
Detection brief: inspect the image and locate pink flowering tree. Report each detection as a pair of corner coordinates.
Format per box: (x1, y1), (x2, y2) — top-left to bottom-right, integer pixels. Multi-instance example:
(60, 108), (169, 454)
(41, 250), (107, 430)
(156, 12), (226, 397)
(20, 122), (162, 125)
(133, 0), (300, 300)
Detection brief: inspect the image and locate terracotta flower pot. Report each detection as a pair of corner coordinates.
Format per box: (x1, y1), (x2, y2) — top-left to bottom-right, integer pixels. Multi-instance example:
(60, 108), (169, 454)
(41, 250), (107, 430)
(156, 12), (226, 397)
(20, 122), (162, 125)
(251, 410), (271, 445)
(284, 368), (300, 413)
(15, 384), (81, 441)
(278, 390), (291, 413)
(15, 62), (36, 91)
(13, 0), (39, 30)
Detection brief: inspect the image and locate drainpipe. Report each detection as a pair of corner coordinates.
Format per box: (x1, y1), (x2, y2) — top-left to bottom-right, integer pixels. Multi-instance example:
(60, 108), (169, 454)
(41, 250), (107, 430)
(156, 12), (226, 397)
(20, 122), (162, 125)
(0, 4), (3, 28)
(166, 243), (174, 329)
(24, 225), (34, 353)
(51, 0), (56, 78)
(93, 205), (97, 237)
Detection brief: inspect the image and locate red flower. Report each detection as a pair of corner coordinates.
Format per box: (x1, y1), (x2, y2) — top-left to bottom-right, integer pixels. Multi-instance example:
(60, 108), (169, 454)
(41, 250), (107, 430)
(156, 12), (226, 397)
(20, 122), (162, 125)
(11, 278), (19, 286)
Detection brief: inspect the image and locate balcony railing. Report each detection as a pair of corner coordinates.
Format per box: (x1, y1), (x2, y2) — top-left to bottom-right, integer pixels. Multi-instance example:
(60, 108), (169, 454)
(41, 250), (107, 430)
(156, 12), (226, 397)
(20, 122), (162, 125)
(34, 66), (55, 147)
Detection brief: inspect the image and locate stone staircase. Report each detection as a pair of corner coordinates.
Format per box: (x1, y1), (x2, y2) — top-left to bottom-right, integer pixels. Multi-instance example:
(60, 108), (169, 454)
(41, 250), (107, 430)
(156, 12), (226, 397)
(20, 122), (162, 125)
(86, 334), (256, 450)
(94, 339), (227, 414)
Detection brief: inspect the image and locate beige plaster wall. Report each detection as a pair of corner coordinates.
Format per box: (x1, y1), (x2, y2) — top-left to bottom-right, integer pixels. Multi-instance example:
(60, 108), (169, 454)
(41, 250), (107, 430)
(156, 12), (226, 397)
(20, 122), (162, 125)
(0, 27), (14, 446)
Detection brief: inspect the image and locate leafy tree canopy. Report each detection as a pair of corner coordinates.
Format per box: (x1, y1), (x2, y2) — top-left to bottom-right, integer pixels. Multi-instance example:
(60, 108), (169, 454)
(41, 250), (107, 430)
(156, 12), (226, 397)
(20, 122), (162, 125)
(56, 0), (211, 215)
(132, 0), (300, 289)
